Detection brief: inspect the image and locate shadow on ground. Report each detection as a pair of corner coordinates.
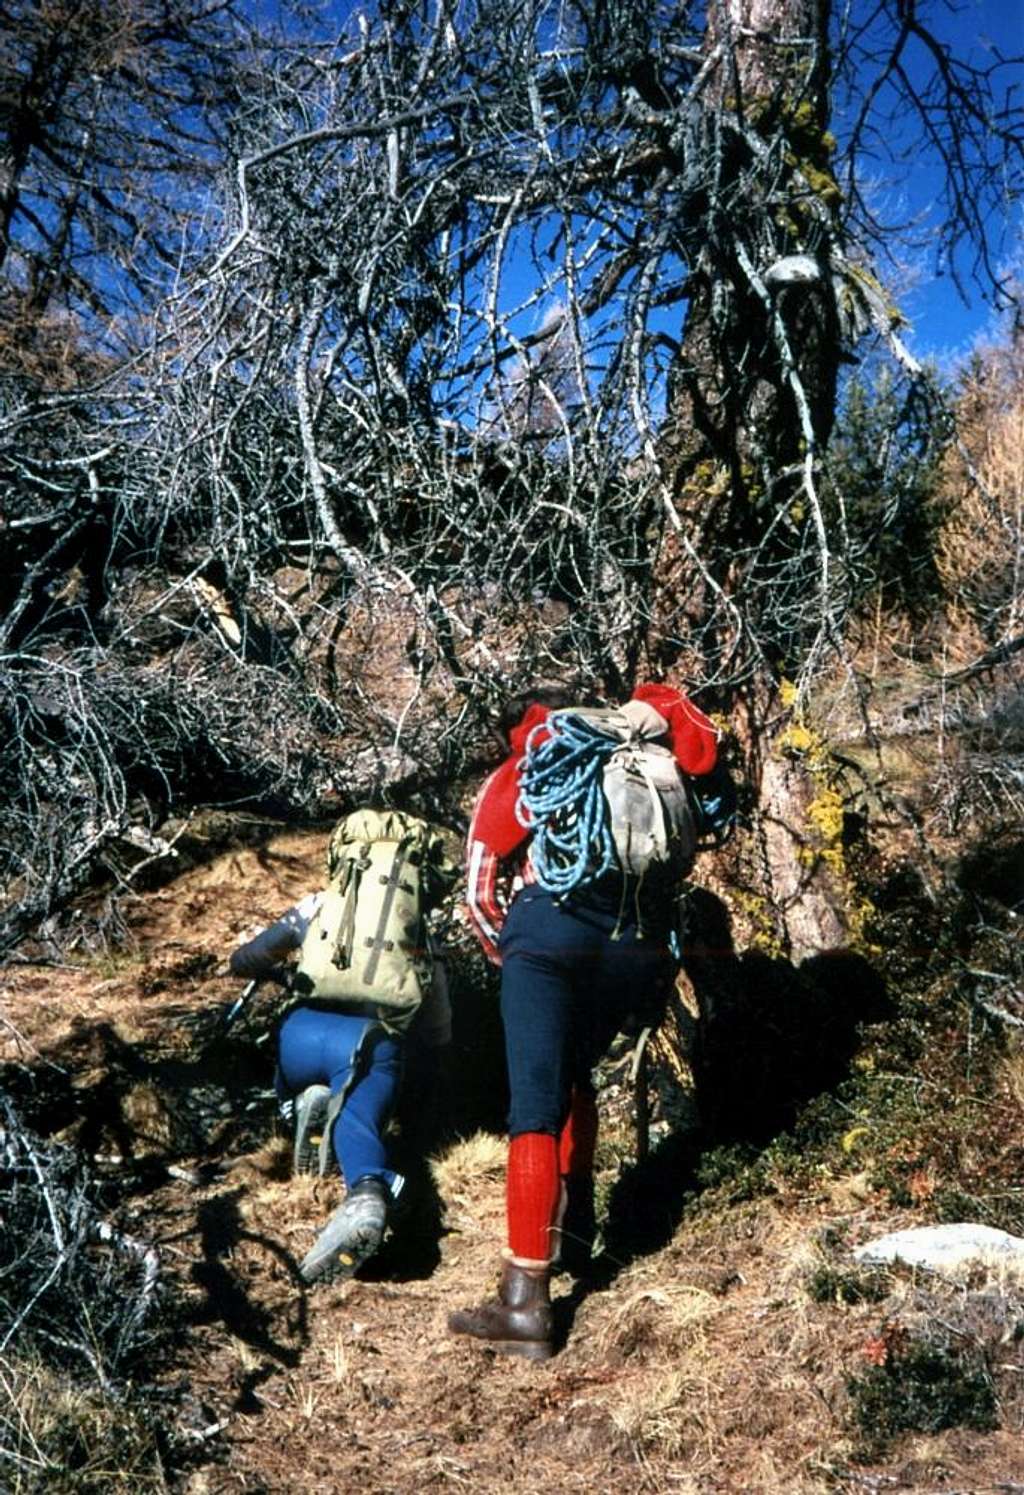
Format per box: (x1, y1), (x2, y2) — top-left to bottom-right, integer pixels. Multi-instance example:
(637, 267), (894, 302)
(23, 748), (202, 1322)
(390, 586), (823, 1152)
(553, 887), (892, 1344)
(191, 1188), (304, 1375)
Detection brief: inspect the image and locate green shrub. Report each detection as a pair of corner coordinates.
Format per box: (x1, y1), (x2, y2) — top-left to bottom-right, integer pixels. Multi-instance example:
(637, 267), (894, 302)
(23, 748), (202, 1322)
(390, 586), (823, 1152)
(806, 1264), (890, 1306)
(848, 1336), (997, 1459)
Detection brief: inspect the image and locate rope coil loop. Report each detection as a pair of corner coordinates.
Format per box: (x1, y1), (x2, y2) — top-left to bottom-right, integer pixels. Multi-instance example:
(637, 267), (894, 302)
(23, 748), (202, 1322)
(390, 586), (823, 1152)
(516, 712), (622, 895)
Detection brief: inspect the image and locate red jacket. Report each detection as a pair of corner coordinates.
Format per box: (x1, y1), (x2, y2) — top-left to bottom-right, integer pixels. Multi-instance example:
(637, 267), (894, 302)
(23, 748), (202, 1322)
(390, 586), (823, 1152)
(465, 683), (719, 960)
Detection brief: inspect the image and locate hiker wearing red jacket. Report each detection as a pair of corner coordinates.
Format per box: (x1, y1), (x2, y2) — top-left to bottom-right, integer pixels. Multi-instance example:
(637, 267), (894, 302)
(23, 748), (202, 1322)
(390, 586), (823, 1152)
(450, 682), (721, 1362)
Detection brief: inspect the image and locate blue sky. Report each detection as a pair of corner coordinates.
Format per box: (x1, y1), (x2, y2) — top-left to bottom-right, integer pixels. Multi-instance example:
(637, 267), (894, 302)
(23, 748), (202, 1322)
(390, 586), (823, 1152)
(893, 0), (1023, 364)
(240, 2), (1019, 373)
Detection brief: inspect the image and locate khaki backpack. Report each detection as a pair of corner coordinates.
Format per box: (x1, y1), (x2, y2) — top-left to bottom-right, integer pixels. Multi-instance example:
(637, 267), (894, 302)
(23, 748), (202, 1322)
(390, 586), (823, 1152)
(293, 809), (456, 1033)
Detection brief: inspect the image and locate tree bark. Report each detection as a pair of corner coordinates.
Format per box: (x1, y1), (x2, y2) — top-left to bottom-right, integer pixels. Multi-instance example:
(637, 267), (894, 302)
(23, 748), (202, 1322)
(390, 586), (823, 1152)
(758, 753), (849, 961)
(668, 0), (851, 956)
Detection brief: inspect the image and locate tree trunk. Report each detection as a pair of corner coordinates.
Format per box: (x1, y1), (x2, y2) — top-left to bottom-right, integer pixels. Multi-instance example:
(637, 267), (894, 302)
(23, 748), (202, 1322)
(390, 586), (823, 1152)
(758, 753), (849, 961)
(667, 0), (850, 956)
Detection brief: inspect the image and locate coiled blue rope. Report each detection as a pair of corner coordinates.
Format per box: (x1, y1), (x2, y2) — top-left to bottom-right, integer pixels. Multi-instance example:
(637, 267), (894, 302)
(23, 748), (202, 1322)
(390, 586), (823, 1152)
(516, 712), (621, 895)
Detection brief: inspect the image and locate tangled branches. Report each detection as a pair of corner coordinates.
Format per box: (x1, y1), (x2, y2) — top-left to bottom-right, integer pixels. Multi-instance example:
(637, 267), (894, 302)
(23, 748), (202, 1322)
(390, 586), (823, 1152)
(0, 1094), (159, 1388)
(1, 0), (1022, 949)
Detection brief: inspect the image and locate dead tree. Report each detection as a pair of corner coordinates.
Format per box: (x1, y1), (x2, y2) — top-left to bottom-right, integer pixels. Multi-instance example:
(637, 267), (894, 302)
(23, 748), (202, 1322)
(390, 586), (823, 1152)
(1, 0), (1022, 952)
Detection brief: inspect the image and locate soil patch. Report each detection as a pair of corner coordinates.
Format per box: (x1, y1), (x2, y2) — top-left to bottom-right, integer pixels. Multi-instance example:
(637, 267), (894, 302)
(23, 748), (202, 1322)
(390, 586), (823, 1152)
(3, 831), (1024, 1492)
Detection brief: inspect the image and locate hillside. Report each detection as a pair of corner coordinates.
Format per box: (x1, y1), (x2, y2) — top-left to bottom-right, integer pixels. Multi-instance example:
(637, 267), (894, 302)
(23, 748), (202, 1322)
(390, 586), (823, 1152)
(3, 798), (1024, 1494)
(2, 3), (1023, 1488)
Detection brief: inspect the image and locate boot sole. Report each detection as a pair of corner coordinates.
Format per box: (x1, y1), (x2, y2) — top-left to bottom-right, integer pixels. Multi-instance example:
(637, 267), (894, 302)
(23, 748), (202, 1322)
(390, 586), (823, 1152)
(301, 1248), (364, 1287)
(448, 1319), (555, 1362)
(293, 1085), (331, 1177)
(294, 1132), (325, 1176)
(300, 1224), (384, 1286)
(491, 1339), (555, 1363)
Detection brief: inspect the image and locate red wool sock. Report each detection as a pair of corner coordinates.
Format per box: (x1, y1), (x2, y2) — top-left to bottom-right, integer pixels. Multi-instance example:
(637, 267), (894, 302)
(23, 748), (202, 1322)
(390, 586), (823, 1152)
(506, 1131), (561, 1262)
(558, 1087), (598, 1179)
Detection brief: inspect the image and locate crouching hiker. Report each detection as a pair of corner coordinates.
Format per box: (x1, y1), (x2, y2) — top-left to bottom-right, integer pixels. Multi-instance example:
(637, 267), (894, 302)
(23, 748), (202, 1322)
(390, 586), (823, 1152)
(449, 682), (730, 1362)
(230, 810), (457, 1287)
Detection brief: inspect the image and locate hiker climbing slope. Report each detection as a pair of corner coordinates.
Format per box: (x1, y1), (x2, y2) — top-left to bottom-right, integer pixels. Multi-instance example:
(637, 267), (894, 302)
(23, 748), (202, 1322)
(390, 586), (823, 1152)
(451, 681), (730, 1362)
(230, 809), (456, 1286)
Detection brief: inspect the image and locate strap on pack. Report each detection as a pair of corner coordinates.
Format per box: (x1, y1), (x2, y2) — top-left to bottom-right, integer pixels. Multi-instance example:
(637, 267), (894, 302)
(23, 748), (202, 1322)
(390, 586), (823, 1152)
(362, 837), (414, 986)
(635, 749), (668, 853)
(332, 849), (371, 970)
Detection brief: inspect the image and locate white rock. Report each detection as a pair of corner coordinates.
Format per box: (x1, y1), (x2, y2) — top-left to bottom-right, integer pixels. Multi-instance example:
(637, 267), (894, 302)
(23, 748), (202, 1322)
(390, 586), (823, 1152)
(853, 1223), (1024, 1274)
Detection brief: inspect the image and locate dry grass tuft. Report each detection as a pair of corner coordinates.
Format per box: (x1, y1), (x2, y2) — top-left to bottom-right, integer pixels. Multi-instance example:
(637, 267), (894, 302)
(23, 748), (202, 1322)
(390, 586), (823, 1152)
(998, 1051), (1024, 1116)
(777, 1233), (832, 1296)
(430, 1130), (507, 1198)
(229, 1136), (302, 1193)
(0, 1354), (163, 1492)
(607, 1366), (703, 1459)
(594, 1271), (721, 1363)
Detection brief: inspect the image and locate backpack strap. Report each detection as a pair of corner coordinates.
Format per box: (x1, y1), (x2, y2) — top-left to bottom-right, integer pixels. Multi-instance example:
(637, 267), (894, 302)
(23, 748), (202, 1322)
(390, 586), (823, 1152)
(331, 848), (371, 970)
(630, 1025), (654, 1161)
(318, 1086), (347, 1177)
(315, 1019), (388, 1175)
(624, 743), (669, 861)
(361, 836), (416, 986)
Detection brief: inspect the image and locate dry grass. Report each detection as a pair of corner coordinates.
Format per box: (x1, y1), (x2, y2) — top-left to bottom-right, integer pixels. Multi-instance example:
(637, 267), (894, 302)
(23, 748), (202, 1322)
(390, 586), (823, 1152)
(325, 1333), (350, 1383)
(430, 1129), (507, 1199)
(998, 1051), (1024, 1117)
(230, 1134), (294, 1183)
(936, 343), (1024, 647)
(595, 1274), (721, 1361)
(606, 1366), (707, 1460)
(0, 1354), (165, 1493)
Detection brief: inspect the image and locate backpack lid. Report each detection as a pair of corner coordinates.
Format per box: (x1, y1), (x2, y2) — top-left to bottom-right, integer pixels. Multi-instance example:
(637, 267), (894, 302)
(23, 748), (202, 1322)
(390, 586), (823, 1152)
(555, 701), (669, 743)
(326, 808), (430, 877)
(618, 700), (669, 740)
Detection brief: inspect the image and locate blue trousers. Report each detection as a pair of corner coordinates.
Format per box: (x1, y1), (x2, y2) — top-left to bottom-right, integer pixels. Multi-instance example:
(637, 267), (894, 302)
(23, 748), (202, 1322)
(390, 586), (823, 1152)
(276, 1006), (403, 1192)
(498, 886), (675, 1138)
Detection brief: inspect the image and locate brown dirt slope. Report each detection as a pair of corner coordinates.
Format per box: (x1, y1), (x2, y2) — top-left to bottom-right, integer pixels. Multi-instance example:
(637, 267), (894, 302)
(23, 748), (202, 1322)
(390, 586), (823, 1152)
(3, 830), (1024, 1494)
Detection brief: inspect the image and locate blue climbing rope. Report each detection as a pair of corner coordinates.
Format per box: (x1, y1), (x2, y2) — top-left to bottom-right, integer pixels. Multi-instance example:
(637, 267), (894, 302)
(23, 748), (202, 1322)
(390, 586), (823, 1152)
(516, 712), (621, 895)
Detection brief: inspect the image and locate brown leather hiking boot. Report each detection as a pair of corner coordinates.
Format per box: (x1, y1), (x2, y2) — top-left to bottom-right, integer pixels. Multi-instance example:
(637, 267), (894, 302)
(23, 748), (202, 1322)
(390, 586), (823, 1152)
(448, 1255), (554, 1362)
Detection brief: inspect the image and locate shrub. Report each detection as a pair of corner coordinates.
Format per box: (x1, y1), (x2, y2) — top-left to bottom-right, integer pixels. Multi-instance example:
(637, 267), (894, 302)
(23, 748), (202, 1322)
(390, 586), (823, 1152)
(806, 1264), (890, 1307)
(848, 1324), (997, 1459)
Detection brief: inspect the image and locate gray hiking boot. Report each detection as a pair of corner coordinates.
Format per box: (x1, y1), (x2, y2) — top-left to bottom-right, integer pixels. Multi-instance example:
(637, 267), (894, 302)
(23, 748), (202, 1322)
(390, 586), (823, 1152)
(293, 1084), (331, 1176)
(299, 1176), (390, 1286)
